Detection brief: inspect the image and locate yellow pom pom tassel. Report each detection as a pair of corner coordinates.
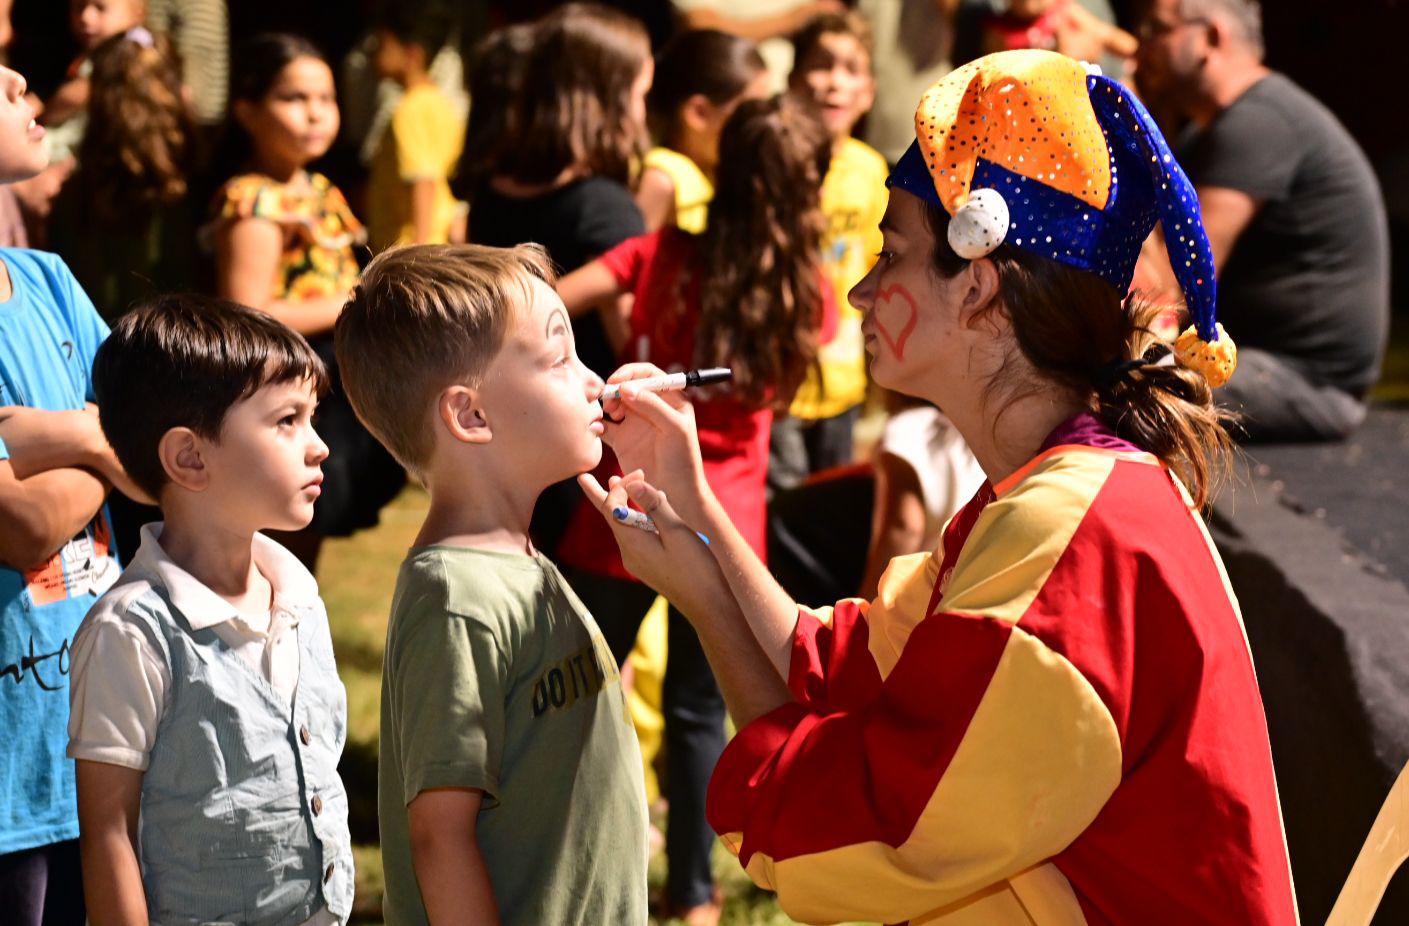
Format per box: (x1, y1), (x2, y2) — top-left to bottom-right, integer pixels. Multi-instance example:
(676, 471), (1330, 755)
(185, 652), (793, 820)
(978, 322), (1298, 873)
(1174, 323), (1237, 389)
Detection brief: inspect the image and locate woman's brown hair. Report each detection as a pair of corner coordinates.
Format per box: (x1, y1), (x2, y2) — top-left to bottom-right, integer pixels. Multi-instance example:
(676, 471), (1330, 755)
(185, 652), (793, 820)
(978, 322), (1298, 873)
(923, 204), (1235, 509)
(694, 95), (831, 410)
(504, 3), (650, 187)
(78, 30), (193, 226)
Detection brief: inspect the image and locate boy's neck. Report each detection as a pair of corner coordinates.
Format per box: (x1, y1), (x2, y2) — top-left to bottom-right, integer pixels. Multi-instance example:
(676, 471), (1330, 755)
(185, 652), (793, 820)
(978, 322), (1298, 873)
(157, 510), (272, 613)
(414, 466), (542, 556)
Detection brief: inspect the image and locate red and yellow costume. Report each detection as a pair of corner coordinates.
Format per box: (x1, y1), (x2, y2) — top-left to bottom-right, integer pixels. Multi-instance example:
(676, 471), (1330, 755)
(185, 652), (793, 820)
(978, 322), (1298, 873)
(708, 414), (1298, 924)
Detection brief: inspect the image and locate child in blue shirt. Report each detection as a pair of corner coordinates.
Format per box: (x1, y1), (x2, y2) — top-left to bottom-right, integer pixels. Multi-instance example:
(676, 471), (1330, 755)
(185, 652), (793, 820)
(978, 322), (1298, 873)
(68, 294), (353, 925)
(0, 62), (135, 926)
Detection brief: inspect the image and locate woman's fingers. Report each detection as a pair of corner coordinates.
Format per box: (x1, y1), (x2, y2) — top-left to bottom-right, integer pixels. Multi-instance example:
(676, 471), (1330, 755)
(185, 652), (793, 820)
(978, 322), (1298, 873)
(606, 362), (667, 385)
(578, 472), (630, 514)
(621, 474), (690, 533)
(619, 384), (692, 428)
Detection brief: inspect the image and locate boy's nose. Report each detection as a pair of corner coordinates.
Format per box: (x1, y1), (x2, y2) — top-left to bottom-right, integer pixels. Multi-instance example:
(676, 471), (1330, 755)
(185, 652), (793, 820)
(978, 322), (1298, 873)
(309, 431), (330, 464)
(585, 369), (605, 401)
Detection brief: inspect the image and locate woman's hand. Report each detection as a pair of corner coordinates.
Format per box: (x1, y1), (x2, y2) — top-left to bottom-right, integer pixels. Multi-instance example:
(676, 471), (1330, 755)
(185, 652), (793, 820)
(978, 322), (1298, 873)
(601, 363), (713, 526)
(578, 470), (720, 616)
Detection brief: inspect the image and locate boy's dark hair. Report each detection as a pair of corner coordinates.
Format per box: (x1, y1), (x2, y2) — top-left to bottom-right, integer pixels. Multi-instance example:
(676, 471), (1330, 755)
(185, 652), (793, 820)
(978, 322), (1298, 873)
(377, 1), (455, 61)
(93, 294), (329, 499)
(791, 11), (875, 68)
(504, 3), (651, 187)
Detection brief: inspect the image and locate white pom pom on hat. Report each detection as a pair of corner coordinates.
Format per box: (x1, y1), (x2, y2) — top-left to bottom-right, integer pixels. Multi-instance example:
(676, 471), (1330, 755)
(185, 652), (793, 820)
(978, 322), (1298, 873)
(947, 187), (1010, 259)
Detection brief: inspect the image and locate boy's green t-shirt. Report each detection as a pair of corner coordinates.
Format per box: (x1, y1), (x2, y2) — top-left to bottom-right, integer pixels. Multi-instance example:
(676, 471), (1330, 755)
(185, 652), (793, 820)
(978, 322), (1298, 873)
(378, 546), (648, 926)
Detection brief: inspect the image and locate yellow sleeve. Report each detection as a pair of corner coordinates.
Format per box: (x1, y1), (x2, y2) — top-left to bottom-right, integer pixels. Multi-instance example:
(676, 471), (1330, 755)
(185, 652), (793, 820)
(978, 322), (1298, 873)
(393, 88), (462, 183)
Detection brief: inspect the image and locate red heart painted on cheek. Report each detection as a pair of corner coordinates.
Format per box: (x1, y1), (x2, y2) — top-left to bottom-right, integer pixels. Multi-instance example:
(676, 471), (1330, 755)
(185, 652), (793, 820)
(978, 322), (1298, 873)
(874, 284), (919, 361)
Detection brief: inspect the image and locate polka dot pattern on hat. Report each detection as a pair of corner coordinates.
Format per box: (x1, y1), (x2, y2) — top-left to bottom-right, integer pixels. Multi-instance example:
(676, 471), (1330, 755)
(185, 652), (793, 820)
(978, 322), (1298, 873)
(948, 187), (1010, 258)
(914, 50), (1112, 216)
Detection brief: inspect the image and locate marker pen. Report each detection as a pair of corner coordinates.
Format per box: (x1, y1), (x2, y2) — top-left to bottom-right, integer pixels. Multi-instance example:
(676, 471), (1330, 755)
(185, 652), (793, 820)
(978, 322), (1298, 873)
(611, 506), (711, 546)
(599, 367), (733, 403)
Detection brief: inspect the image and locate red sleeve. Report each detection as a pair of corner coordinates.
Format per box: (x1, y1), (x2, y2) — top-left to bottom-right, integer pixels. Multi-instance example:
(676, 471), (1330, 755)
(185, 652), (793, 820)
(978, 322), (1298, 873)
(788, 602), (882, 713)
(597, 231), (657, 291)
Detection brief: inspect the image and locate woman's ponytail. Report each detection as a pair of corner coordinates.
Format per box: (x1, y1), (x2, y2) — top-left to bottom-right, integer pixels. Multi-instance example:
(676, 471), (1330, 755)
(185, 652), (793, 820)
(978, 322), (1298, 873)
(1094, 300), (1236, 510)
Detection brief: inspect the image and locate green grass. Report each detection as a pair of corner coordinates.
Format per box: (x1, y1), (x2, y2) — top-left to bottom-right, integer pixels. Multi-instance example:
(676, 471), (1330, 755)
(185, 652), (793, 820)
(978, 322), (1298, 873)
(320, 486), (864, 925)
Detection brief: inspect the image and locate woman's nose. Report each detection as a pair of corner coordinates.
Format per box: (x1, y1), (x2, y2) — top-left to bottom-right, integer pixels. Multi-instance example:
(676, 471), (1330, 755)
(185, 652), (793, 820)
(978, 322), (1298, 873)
(850, 261), (879, 314)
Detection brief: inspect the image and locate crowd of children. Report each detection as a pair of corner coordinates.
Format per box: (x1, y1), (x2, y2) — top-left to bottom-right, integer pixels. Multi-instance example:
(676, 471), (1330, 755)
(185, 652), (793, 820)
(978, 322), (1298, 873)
(0, 2), (1183, 925)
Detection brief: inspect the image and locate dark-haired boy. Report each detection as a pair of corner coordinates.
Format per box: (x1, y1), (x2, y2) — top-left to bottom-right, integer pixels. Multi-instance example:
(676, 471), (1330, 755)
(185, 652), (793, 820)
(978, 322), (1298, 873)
(367, 4), (466, 250)
(66, 295), (354, 925)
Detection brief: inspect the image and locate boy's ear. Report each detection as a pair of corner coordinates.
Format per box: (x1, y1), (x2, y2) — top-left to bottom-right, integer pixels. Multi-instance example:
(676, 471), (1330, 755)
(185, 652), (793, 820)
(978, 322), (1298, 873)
(439, 386), (492, 445)
(157, 427), (209, 492)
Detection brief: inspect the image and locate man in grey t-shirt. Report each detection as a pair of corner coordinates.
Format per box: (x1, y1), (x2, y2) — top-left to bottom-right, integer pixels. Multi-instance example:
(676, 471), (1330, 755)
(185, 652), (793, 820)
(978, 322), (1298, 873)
(1136, 0), (1388, 441)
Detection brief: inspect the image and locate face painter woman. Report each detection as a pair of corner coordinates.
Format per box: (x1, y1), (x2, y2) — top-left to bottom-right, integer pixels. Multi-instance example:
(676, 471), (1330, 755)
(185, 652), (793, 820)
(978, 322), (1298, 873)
(581, 50), (1298, 925)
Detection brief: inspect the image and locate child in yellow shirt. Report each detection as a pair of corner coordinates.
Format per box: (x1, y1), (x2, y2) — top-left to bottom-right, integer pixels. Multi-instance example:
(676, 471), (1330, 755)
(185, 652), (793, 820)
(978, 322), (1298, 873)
(774, 11), (889, 490)
(635, 28), (771, 233)
(368, 6), (465, 250)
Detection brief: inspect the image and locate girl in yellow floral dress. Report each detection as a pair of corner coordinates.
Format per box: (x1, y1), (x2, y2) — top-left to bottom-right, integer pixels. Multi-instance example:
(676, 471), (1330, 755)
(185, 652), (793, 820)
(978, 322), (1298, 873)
(206, 33), (403, 569)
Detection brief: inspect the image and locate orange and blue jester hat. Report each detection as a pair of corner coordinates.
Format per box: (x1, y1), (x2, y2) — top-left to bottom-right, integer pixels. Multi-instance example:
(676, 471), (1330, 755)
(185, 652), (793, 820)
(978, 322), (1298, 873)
(887, 49), (1237, 386)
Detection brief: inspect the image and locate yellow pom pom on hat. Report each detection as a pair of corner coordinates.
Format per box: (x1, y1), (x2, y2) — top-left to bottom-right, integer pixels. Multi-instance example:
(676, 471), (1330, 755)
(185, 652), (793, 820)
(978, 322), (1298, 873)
(887, 49), (1237, 387)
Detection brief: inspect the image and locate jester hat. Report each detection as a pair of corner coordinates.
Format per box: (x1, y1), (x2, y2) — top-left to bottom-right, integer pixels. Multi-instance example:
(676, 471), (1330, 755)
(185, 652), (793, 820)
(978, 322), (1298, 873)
(888, 49), (1236, 386)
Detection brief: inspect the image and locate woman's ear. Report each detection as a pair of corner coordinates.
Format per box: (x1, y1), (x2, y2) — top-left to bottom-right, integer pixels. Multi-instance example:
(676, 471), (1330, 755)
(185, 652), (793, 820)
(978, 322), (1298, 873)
(957, 258), (1004, 332)
(158, 427), (208, 492)
(439, 386), (492, 445)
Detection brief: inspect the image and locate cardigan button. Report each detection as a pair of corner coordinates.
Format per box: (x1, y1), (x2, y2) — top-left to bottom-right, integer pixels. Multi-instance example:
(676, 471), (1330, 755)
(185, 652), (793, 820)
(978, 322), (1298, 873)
(300, 725), (312, 746)
(311, 795), (323, 816)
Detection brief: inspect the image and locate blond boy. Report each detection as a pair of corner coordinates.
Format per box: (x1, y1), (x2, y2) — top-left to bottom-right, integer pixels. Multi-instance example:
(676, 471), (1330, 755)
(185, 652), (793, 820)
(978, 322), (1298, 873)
(334, 244), (647, 926)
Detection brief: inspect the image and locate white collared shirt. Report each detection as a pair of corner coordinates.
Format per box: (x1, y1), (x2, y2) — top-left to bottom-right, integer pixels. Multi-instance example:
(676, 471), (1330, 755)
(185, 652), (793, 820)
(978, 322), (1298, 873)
(68, 523), (319, 772)
(67, 524), (342, 926)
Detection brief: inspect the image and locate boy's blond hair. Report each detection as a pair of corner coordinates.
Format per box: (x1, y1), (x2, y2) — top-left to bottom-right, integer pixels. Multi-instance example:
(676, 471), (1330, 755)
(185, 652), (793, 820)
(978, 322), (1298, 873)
(334, 243), (556, 479)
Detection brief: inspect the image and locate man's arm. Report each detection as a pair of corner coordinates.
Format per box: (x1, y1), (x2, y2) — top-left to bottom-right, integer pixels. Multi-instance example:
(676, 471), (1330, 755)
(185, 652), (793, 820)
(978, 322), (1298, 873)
(407, 788), (501, 926)
(76, 760), (149, 926)
(1134, 185), (1260, 297)
(1196, 185), (1261, 272)
(0, 460), (108, 570)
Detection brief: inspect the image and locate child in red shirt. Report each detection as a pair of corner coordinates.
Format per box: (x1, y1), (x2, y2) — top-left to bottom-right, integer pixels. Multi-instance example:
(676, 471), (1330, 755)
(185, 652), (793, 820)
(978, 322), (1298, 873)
(554, 93), (832, 920)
